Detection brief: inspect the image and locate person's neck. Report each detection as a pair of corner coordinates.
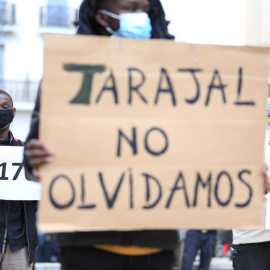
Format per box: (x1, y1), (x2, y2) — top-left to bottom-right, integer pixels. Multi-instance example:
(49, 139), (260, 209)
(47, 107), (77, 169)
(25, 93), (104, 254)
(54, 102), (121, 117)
(0, 129), (10, 141)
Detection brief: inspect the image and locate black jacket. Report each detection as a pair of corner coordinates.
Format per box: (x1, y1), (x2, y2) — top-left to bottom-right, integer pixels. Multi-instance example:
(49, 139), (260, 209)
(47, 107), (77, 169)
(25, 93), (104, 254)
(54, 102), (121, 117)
(24, 86), (179, 250)
(4, 132), (38, 264)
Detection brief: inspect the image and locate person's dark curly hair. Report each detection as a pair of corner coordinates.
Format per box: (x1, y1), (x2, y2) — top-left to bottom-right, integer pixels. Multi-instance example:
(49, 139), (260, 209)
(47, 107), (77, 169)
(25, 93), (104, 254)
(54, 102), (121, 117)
(76, 0), (174, 39)
(0, 90), (13, 107)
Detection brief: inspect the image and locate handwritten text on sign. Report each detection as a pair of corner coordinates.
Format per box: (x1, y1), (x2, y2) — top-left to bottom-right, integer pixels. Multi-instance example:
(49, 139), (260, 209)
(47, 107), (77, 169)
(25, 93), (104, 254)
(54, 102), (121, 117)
(39, 36), (269, 232)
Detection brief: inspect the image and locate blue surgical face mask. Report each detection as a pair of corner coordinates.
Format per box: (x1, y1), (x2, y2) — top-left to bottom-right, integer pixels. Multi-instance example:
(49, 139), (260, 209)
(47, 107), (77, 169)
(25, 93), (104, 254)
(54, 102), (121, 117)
(267, 97), (270, 117)
(100, 10), (152, 40)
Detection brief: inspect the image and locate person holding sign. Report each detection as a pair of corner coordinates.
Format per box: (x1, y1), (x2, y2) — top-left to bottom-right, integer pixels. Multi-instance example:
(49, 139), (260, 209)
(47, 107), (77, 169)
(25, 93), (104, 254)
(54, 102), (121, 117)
(0, 90), (37, 270)
(231, 95), (270, 270)
(24, 1), (178, 270)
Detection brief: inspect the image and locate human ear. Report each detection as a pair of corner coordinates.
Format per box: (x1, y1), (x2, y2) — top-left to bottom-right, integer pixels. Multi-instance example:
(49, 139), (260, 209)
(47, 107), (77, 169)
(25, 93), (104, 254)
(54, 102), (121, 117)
(13, 108), (16, 119)
(95, 10), (109, 27)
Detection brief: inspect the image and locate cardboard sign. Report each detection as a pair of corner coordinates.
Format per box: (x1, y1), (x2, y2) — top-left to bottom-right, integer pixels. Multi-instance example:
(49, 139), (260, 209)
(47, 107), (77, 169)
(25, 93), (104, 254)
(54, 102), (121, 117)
(39, 35), (269, 232)
(0, 146), (41, 200)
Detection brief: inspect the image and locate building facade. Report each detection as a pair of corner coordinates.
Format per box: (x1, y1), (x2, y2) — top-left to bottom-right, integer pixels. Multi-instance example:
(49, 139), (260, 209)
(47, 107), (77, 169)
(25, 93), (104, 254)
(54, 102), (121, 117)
(0, 0), (80, 140)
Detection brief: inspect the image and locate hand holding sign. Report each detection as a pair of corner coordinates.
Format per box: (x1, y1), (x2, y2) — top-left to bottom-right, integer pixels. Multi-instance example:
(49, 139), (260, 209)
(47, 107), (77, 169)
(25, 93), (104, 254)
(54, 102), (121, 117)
(25, 139), (54, 179)
(262, 164), (270, 193)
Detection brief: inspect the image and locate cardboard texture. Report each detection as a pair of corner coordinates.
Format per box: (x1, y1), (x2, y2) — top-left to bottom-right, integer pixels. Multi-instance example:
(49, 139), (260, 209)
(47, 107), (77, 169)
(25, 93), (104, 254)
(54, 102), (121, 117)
(39, 35), (269, 232)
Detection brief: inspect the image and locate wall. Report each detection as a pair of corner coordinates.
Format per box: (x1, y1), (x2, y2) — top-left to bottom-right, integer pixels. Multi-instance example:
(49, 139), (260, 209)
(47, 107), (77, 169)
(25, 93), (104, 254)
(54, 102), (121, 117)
(160, 0), (246, 45)
(4, 0), (44, 81)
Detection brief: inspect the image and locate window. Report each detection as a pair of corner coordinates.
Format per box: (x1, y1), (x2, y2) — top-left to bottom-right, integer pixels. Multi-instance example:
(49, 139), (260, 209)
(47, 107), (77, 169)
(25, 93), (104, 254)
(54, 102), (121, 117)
(0, 1), (16, 26)
(40, 0), (78, 29)
(46, 0), (69, 28)
(0, 1), (6, 25)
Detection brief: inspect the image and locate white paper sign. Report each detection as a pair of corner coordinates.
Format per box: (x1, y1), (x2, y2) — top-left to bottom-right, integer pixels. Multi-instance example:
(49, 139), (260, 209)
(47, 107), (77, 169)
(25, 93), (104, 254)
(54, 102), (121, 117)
(0, 146), (41, 200)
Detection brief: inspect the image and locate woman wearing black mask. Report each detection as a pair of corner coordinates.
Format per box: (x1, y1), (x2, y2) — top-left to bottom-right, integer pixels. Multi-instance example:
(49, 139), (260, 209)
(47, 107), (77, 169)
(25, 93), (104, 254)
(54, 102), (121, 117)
(0, 90), (37, 270)
(24, 1), (178, 270)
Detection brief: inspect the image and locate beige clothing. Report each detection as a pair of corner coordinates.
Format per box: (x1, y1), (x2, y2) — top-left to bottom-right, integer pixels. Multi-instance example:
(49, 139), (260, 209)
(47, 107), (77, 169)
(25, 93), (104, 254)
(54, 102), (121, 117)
(232, 228), (270, 245)
(232, 195), (270, 244)
(0, 245), (32, 270)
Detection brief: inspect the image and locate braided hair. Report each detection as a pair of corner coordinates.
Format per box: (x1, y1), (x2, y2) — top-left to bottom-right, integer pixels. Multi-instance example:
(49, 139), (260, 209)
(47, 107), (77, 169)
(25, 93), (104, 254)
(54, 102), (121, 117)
(76, 0), (174, 39)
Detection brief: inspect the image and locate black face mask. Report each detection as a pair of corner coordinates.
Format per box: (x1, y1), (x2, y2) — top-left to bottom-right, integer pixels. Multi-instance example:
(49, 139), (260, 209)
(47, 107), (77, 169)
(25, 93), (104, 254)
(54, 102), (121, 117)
(0, 109), (14, 129)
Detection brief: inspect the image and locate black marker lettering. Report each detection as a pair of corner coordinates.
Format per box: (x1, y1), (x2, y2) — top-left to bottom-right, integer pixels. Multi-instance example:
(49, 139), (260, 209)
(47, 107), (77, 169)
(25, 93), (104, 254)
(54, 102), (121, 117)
(166, 172), (190, 208)
(234, 68), (255, 106)
(193, 172), (212, 207)
(205, 70), (227, 106)
(178, 68), (202, 104)
(49, 175), (75, 209)
(128, 68), (147, 104)
(117, 127), (137, 157)
(214, 171), (233, 207)
(143, 173), (162, 209)
(129, 168), (134, 209)
(78, 174), (96, 209)
(235, 170), (253, 207)
(96, 71), (118, 104)
(155, 68), (176, 106)
(144, 127), (169, 156)
(98, 171), (125, 209)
